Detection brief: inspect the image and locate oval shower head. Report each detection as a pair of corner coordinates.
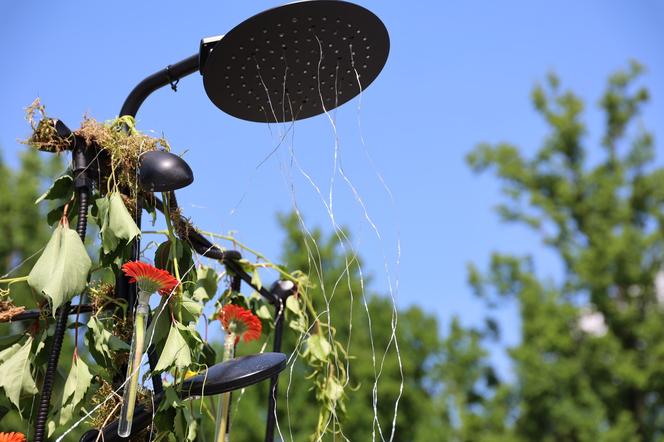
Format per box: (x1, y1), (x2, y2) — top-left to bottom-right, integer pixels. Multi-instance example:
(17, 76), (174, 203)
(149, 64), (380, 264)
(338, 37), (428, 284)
(181, 352), (287, 397)
(139, 150), (194, 192)
(201, 0), (389, 123)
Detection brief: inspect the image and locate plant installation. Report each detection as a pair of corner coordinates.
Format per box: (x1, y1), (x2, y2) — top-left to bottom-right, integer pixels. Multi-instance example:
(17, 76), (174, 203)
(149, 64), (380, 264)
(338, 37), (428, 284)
(0, 102), (351, 441)
(0, 3), (394, 439)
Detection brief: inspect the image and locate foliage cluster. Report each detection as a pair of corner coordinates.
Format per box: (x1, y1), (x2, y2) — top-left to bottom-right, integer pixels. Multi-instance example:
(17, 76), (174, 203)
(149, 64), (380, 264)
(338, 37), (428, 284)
(0, 110), (353, 440)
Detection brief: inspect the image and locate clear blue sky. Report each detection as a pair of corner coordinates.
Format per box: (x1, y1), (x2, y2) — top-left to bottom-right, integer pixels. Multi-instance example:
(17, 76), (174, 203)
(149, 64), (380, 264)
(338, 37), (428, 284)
(2, 1), (664, 377)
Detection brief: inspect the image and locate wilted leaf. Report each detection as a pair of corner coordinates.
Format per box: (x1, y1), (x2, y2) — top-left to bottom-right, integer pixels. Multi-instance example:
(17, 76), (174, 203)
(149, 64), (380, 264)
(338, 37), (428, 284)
(307, 334), (331, 362)
(289, 316), (307, 334)
(59, 357), (93, 425)
(0, 337), (38, 413)
(28, 222), (91, 314)
(97, 192), (141, 253)
(325, 377), (344, 402)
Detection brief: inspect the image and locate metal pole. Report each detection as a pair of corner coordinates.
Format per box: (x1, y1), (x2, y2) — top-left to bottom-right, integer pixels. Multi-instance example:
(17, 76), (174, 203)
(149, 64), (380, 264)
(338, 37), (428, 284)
(265, 305), (285, 442)
(265, 281), (295, 442)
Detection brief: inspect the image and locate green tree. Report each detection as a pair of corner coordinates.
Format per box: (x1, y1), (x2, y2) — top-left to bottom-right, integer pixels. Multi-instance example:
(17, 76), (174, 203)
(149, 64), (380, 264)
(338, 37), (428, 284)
(467, 61), (664, 441)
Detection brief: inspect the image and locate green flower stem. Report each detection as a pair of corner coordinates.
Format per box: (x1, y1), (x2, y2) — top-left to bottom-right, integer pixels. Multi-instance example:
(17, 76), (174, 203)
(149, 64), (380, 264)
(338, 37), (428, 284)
(141, 229), (169, 236)
(214, 333), (236, 442)
(0, 275), (28, 285)
(198, 230), (297, 281)
(118, 290), (150, 437)
(161, 193), (182, 295)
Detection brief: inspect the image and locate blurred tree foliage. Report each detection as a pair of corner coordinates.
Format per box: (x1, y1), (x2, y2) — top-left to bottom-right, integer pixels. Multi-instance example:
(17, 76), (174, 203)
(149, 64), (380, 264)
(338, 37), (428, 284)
(465, 60), (664, 441)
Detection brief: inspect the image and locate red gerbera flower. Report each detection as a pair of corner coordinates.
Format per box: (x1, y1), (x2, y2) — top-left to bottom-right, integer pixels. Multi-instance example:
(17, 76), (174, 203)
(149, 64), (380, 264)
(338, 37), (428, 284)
(121, 261), (179, 296)
(0, 432), (26, 442)
(218, 304), (262, 343)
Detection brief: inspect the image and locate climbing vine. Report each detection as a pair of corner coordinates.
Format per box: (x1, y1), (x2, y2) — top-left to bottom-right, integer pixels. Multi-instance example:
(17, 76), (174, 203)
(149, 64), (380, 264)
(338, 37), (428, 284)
(0, 100), (349, 440)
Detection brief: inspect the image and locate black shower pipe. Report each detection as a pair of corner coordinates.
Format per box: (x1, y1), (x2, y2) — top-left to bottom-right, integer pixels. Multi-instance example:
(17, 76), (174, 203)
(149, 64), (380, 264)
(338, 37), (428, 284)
(118, 51), (293, 442)
(33, 139), (91, 442)
(3, 304), (94, 322)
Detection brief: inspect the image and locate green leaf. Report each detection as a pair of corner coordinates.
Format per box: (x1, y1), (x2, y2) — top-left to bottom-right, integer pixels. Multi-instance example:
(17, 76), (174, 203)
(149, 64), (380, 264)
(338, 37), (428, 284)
(286, 295), (302, 315)
(251, 269), (263, 291)
(256, 304), (272, 321)
(28, 222), (91, 314)
(198, 342), (217, 367)
(86, 316), (130, 364)
(155, 240), (179, 270)
(59, 357), (93, 425)
(46, 198), (78, 226)
(178, 293), (203, 323)
(325, 377), (344, 402)
(192, 265), (218, 302)
(155, 240), (193, 283)
(155, 390), (178, 432)
(0, 335), (23, 351)
(145, 302), (171, 350)
(175, 321), (203, 345)
(175, 407), (198, 441)
(0, 342), (21, 364)
(289, 316), (307, 334)
(160, 386), (181, 410)
(0, 337), (38, 413)
(97, 192), (141, 254)
(36, 174), (73, 204)
(307, 334), (331, 362)
(155, 324), (192, 371)
(63, 357), (93, 408)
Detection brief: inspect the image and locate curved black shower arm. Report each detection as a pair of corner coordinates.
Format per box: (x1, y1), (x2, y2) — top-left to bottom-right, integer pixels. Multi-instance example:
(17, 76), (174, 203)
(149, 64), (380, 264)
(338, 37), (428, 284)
(119, 54), (199, 118)
(118, 35), (222, 118)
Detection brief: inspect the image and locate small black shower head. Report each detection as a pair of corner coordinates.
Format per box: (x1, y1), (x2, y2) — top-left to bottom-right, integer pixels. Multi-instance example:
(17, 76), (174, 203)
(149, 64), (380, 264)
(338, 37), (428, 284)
(201, 0), (389, 123)
(138, 150), (194, 192)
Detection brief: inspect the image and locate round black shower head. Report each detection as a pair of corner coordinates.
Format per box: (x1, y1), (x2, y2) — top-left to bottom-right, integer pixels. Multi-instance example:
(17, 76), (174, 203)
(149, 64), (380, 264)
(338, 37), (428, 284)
(201, 0), (389, 123)
(138, 150), (194, 192)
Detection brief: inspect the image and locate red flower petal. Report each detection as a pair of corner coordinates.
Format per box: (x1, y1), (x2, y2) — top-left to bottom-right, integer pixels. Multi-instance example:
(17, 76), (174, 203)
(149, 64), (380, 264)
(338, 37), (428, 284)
(121, 261), (179, 295)
(0, 432), (26, 442)
(218, 304), (262, 343)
